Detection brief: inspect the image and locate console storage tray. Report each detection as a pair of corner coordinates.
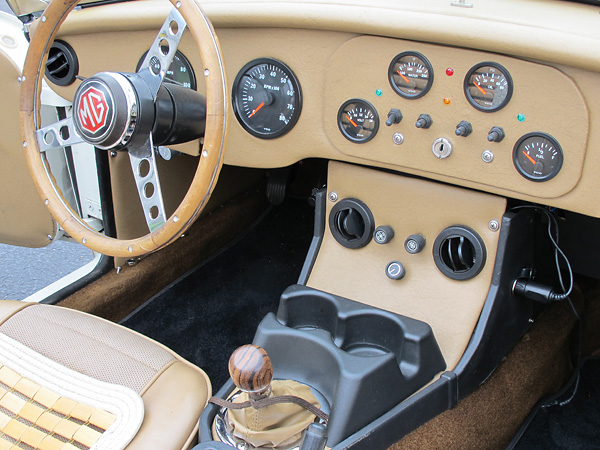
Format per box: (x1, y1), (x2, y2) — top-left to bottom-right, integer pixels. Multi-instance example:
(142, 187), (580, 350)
(253, 285), (446, 446)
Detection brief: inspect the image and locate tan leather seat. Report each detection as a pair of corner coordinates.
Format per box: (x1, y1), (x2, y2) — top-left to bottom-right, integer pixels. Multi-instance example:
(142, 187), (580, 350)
(0, 300), (211, 450)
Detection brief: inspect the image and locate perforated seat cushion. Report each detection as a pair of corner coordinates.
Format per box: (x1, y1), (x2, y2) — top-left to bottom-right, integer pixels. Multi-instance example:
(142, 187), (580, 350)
(0, 300), (211, 450)
(0, 302), (174, 394)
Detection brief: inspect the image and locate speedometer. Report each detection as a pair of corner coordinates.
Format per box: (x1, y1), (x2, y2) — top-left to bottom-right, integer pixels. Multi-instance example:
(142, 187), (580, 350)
(232, 58), (302, 139)
(136, 50), (196, 90)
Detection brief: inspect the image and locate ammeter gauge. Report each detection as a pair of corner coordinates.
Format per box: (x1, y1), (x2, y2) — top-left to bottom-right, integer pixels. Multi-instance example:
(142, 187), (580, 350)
(464, 62), (513, 112)
(232, 58), (302, 139)
(388, 51), (434, 99)
(513, 132), (563, 182)
(338, 99), (379, 143)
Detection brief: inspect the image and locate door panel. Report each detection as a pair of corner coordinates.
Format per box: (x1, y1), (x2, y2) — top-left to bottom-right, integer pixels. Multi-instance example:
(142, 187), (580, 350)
(0, 23), (56, 247)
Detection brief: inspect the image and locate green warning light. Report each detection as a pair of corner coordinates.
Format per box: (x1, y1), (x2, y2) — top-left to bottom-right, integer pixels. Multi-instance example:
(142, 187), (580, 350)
(517, 114), (526, 122)
(376, 89), (383, 97)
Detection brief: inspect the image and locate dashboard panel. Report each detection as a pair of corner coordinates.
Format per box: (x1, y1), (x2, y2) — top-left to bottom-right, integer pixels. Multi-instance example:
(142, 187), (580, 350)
(48, 0), (600, 217)
(323, 36), (588, 200)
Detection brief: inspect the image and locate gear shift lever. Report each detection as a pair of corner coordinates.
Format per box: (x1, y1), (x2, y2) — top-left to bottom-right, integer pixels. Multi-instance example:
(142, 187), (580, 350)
(212, 344), (328, 448)
(228, 344), (273, 400)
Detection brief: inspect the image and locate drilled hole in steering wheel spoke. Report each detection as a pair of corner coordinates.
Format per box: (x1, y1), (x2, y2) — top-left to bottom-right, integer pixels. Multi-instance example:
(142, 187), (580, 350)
(43, 131), (55, 146)
(144, 182), (155, 199)
(59, 126), (70, 140)
(159, 39), (170, 56)
(169, 21), (179, 36)
(149, 205), (159, 220)
(138, 159), (151, 178)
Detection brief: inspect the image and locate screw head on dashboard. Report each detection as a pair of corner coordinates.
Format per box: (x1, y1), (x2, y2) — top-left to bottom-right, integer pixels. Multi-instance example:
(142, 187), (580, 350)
(482, 150), (494, 163)
(489, 220), (500, 232)
(328, 192), (338, 202)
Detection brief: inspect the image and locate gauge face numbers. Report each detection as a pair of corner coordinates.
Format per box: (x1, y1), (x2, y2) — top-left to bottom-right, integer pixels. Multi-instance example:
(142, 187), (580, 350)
(388, 52), (434, 99)
(232, 58), (302, 139)
(136, 50), (196, 90)
(338, 99), (379, 143)
(464, 62), (513, 112)
(513, 133), (563, 182)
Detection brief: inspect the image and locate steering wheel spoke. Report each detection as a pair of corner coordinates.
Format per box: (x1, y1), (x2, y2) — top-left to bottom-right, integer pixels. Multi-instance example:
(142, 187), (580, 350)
(128, 135), (167, 232)
(137, 7), (187, 99)
(35, 116), (84, 152)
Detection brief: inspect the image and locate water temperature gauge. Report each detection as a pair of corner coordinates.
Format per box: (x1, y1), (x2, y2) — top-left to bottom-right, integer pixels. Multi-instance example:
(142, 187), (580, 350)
(513, 132), (563, 182)
(388, 51), (434, 99)
(338, 99), (380, 143)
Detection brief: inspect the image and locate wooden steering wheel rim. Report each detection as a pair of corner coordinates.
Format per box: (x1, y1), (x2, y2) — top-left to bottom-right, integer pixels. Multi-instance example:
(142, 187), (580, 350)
(19, 0), (227, 257)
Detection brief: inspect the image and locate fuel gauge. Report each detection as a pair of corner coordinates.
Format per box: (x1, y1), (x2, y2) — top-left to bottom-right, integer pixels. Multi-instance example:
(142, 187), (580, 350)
(513, 132), (563, 182)
(338, 99), (379, 143)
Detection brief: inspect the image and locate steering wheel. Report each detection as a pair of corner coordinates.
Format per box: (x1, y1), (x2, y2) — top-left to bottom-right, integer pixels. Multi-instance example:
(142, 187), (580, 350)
(19, 0), (227, 257)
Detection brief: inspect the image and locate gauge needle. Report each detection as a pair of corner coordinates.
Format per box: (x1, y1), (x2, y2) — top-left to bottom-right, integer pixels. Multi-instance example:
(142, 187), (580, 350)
(473, 82), (487, 96)
(249, 102), (265, 118)
(397, 71), (410, 84)
(346, 115), (359, 128)
(523, 151), (537, 165)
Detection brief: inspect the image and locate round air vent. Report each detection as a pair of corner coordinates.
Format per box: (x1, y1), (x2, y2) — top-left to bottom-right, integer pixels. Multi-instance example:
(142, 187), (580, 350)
(45, 40), (79, 86)
(433, 226), (486, 281)
(329, 198), (375, 249)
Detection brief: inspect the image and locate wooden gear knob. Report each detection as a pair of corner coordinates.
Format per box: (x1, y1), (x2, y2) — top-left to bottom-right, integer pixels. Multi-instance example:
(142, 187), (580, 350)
(229, 344), (273, 394)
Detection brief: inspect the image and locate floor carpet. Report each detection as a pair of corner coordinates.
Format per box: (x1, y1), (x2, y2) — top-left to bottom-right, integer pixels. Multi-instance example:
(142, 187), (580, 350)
(516, 357), (600, 449)
(120, 197), (314, 389)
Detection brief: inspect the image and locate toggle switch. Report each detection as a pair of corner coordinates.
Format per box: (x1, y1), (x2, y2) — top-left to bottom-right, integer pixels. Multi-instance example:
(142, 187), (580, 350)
(415, 114), (433, 129)
(455, 120), (472, 137)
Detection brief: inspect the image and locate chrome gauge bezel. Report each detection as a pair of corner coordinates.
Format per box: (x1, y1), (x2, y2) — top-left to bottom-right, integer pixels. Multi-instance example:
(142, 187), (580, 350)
(513, 132), (564, 182)
(463, 61), (513, 112)
(231, 58), (302, 139)
(388, 51), (434, 99)
(337, 99), (380, 144)
(136, 49), (197, 90)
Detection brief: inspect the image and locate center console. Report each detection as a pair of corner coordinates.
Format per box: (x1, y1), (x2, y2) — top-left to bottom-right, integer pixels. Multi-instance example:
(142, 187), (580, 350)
(197, 162), (544, 449)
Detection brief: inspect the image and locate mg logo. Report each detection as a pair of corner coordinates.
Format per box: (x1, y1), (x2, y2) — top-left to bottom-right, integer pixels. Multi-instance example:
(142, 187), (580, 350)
(77, 86), (109, 134)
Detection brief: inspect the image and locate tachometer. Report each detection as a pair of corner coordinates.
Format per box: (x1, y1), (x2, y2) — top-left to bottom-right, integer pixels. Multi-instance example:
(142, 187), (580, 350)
(232, 58), (302, 139)
(388, 51), (434, 99)
(464, 62), (512, 112)
(513, 132), (563, 182)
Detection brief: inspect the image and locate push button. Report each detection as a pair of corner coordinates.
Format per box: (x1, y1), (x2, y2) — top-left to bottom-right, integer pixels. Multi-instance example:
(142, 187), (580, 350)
(374, 226), (394, 244)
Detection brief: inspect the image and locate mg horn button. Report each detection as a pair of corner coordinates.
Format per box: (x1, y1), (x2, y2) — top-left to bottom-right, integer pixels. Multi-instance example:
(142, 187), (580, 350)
(73, 79), (115, 144)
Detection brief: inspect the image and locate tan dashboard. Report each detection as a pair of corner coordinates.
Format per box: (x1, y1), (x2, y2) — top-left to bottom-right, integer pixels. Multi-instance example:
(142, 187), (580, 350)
(49, 0), (600, 217)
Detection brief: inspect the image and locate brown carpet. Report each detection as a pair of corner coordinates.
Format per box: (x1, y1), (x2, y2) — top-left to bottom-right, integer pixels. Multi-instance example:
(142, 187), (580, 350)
(57, 188), (269, 323)
(390, 291), (582, 450)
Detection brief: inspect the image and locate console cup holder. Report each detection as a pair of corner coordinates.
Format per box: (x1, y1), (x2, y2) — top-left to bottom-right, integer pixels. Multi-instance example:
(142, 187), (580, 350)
(251, 285), (446, 446)
(339, 314), (405, 358)
(283, 294), (407, 361)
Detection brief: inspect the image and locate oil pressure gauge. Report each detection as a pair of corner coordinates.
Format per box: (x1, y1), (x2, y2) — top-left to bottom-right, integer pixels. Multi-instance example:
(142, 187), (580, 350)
(338, 99), (379, 143)
(513, 132), (563, 182)
(464, 62), (513, 112)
